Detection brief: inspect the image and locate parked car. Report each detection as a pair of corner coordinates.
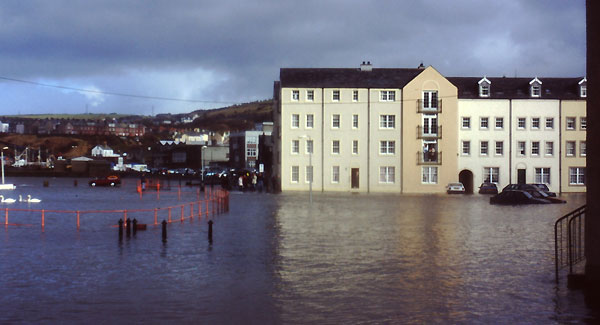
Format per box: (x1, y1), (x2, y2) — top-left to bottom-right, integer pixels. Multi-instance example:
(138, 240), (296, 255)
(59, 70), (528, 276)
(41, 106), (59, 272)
(478, 182), (498, 194)
(530, 183), (557, 197)
(89, 175), (121, 187)
(446, 182), (465, 194)
(490, 190), (552, 205)
(501, 184), (565, 203)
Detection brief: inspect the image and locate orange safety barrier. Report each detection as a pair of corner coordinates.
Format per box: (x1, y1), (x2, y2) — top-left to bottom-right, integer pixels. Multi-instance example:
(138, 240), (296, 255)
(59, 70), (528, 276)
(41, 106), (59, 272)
(2, 190), (230, 231)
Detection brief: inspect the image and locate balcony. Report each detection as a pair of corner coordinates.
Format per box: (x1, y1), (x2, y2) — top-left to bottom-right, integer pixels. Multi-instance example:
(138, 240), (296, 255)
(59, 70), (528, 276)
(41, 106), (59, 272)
(417, 99), (442, 113)
(417, 125), (442, 139)
(417, 151), (442, 165)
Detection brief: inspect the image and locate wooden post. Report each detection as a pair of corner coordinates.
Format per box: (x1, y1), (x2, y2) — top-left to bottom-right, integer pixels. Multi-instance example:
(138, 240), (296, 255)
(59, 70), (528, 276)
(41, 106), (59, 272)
(41, 210), (45, 230)
(154, 208), (158, 226)
(76, 211), (80, 230)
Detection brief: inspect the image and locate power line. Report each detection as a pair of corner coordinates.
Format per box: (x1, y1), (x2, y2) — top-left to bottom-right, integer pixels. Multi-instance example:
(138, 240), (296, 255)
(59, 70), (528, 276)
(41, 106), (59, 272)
(0, 76), (240, 105)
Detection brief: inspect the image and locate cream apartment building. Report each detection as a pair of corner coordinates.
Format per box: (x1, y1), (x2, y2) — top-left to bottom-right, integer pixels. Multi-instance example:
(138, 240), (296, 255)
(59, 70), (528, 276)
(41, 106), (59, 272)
(450, 76), (586, 193)
(273, 63), (586, 193)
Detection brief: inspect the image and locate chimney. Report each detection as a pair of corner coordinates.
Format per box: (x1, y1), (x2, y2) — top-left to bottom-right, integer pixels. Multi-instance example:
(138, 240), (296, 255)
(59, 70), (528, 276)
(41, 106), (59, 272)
(360, 61), (373, 72)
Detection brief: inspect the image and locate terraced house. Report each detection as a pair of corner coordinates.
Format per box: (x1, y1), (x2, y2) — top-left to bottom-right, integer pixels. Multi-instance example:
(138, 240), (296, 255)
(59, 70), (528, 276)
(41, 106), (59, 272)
(272, 63), (586, 193)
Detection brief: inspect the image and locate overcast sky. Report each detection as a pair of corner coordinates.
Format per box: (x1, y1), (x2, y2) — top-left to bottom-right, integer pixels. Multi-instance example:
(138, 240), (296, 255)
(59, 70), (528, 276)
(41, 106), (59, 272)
(0, 0), (586, 116)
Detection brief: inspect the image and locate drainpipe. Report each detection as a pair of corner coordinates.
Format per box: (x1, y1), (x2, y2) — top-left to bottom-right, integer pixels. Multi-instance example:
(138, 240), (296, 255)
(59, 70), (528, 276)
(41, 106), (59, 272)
(367, 88), (371, 193)
(509, 99), (512, 184)
(559, 100), (562, 193)
(322, 88), (325, 192)
(400, 88), (403, 193)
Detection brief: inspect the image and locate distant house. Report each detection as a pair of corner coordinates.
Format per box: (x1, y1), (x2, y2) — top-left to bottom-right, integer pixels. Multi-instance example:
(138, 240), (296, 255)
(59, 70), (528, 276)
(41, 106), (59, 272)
(0, 121), (8, 133)
(91, 145), (120, 158)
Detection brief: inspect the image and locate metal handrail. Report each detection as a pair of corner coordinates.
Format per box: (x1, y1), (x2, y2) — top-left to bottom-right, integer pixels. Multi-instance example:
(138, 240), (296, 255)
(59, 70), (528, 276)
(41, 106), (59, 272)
(555, 205), (586, 283)
(416, 99), (443, 113)
(416, 125), (442, 139)
(417, 151), (442, 165)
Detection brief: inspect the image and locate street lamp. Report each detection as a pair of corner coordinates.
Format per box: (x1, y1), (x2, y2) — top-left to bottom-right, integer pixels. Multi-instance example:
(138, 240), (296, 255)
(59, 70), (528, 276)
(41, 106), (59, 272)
(201, 145), (207, 185)
(1, 146), (7, 185)
(299, 135), (313, 204)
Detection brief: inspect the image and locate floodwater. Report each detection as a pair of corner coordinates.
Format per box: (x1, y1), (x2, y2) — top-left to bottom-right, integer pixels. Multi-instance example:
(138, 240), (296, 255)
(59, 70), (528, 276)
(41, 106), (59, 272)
(0, 177), (596, 323)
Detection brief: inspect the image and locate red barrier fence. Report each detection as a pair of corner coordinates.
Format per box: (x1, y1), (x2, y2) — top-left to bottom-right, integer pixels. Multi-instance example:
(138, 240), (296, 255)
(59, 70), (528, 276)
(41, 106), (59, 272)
(3, 189), (229, 231)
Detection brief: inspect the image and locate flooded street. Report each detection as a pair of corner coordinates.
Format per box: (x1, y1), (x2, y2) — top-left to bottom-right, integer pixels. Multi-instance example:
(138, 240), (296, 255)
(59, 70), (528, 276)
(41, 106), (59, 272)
(0, 177), (596, 323)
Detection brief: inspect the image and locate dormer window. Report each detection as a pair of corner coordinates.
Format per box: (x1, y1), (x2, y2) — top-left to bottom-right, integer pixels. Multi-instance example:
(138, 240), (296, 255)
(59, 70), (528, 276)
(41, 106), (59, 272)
(478, 77), (491, 97)
(530, 77), (542, 97)
(579, 78), (587, 98)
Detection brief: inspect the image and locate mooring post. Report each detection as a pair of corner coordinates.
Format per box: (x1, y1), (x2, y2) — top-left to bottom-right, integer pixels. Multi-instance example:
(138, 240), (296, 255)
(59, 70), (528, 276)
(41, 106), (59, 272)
(208, 220), (213, 243)
(154, 208), (158, 226)
(74, 179), (78, 187)
(43, 180), (49, 187)
(133, 218), (138, 236)
(162, 220), (167, 242)
(118, 219), (124, 241)
(126, 218), (131, 237)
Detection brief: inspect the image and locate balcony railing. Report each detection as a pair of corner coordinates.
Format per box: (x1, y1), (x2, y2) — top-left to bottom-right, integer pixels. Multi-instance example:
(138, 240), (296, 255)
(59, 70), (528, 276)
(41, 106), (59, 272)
(417, 99), (443, 113)
(417, 125), (442, 139)
(417, 151), (442, 165)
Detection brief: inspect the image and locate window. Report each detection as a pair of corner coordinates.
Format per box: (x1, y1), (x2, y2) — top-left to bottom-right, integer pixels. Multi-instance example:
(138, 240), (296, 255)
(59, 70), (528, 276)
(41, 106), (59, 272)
(332, 166), (340, 183)
(566, 117), (576, 130)
(495, 117), (504, 129)
(480, 83), (490, 97)
(332, 140), (340, 154)
(462, 141), (470, 155)
(306, 140), (313, 154)
(531, 141), (540, 156)
(305, 114), (314, 128)
(332, 114), (340, 128)
(352, 140), (358, 154)
(535, 168), (550, 184)
(581, 85), (587, 98)
(380, 166), (395, 184)
(291, 140), (299, 154)
(332, 90), (340, 101)
(483, 167), (499, 183)
(423, 91), (438, 109)
(545, 141), (554, 156)
(480, 117), (489, 129)
(353, 114), (359, 128)
(380, 90), (395, 101)
(518, 118), (526, 129)
(495, 141), (503, 155)
(531, 83), (541, 97)
(518, 141), (526, 156)
(292, 114), (300, 128)
(306, 90), (314, 101)
(422, 167), (438, 184)
(566, 141), (576, 156)
(581, 117), (587, 130)
(422, 114), (438, 135)
(380, 115), (395, 129)
(353, 90), (359, 102)
(545, 117), (554, 129)
(291, 166), (299, 183)
(305, 166), (313, 183)
(580, 141), (586, 157)
(532, 117), (540, 129)
(480, 141), (488, 155)
(462, 117), (471, 129)
(292, 90), (299, 101)
(380, 141), (395, 155)
(570, 167), (586, 185)
(247, 147), (257, 157)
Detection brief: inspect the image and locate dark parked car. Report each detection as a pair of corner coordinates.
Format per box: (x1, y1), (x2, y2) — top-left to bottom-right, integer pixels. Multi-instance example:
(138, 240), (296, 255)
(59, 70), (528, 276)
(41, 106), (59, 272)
(490, 190), (552, 205)
(89, 175), (121, 187)
(501, 184), (565, 203)
(478, 182), (498, 194)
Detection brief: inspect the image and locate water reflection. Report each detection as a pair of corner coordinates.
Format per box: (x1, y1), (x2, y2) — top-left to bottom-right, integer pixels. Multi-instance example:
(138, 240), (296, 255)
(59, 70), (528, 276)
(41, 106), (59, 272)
(272, 192), (594, 323)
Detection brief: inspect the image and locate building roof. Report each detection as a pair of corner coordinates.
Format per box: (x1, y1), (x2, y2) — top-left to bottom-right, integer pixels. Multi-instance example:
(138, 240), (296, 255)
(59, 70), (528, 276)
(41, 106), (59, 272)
(279, 67), (584, 100)
(280, 68), (424, 89)
(447, 77), (584, 100)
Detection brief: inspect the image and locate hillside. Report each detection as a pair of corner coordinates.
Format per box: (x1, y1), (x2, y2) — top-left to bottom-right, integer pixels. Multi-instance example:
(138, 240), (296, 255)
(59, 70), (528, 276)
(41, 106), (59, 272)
(188, 99), (273, 132)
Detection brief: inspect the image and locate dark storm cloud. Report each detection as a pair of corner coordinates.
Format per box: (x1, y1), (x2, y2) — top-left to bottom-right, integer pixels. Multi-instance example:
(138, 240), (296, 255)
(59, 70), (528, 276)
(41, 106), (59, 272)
(0, 0), (586, 115)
